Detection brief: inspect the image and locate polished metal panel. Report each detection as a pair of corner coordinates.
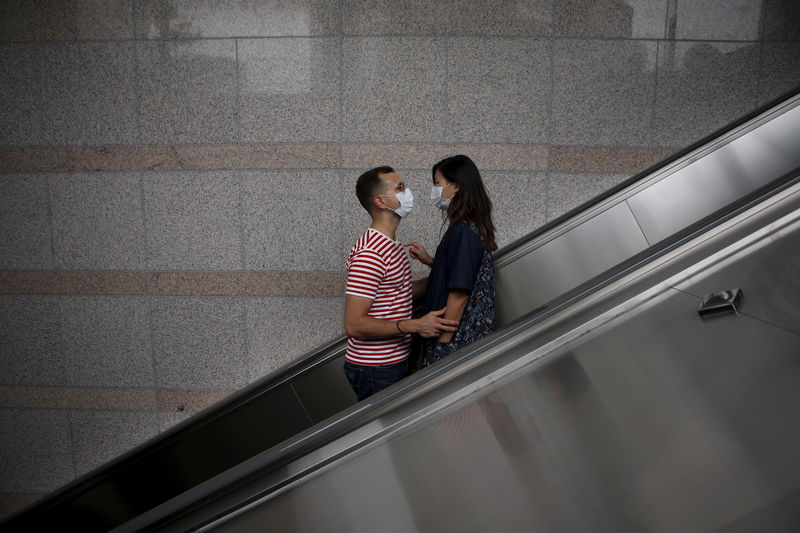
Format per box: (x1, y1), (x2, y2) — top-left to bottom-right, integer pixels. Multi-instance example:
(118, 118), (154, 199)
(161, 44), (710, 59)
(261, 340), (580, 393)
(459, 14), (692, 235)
(674, 216), (800, 335)
(292, 355), (354, 423)
(627, 101), (800, 244)
(495, 202), (649, 324)
(205, 214), (800, 533)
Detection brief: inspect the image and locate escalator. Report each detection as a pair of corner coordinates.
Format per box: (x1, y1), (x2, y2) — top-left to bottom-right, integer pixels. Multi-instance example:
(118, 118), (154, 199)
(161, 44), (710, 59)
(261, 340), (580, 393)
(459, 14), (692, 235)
(2, 89), (799, 532)
(186, 180), (800, 532)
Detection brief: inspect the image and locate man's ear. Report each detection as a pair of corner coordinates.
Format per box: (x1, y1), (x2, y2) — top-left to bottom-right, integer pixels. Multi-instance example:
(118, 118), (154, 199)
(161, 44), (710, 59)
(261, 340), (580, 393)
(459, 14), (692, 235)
(372, 195), (385, 211)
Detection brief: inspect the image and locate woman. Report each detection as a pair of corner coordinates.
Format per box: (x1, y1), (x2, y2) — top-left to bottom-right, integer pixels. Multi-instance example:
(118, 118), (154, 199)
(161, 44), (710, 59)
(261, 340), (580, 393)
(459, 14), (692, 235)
(407, 154), (497, 367)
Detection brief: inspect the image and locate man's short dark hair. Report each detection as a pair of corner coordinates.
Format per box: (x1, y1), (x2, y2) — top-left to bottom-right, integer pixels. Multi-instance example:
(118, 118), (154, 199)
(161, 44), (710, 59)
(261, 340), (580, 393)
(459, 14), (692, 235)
(356, 166), (394, 213)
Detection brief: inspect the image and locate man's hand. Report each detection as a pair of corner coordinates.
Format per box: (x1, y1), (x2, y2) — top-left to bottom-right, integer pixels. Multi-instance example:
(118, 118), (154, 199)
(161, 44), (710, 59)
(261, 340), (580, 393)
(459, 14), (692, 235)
(413, 307), (459, 338)
(406, 242), (433, 266)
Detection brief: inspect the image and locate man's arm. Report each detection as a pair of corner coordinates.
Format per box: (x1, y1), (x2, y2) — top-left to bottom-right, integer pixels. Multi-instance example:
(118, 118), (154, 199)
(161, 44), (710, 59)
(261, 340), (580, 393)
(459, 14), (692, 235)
(345, 294), (459, 339)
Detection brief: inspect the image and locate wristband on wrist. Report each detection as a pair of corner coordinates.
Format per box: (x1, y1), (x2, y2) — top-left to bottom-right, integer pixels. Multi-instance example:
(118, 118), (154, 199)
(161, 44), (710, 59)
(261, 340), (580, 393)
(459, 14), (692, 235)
(396, 320), (405, 334)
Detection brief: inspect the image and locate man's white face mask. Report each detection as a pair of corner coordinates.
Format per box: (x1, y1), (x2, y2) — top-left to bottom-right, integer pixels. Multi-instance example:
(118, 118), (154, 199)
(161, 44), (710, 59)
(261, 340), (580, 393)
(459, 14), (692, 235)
(383, 188), (414, 218)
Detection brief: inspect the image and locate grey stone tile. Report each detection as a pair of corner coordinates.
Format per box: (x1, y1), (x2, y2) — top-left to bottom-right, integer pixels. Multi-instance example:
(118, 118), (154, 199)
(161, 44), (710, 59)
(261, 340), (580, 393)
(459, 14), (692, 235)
(40, 0), (135, 41)
(0, 296), (63, 386)
(247, 297), (344, 380)
(674, 0), (762, 41)
(0, 1), (41, 42)
(158, 411), (194, 433)
(0, 44), (41, 146)
(547, 172), (631, 221)
(60, 296), (153, 388)
(554, 0), (668, 38)
(49, 172), (145, 270)
(150, 297), (249, 389)
(483, 171), (547, 249)
(0, 409), (74, 493)
(144, 171), (242, 271)
(654, 41), (759, 148)
(0, 175), (53, 270)
(242, 170), (343, 272)
(342, 37), (445, 142)
(69, 410), (159, 476)
(40, 42), (138, 146)
(0, 0), (134, 42)
(446, 38), (549, 144)
(762, 0), (800, 41)
(239, 38), (340, 143)
(134, 0), (340, 39)
(138, 40), (237, 145)
(342, 0), (552, 36)
(552, 39), (657, 147)
(759, 43), (800, 105)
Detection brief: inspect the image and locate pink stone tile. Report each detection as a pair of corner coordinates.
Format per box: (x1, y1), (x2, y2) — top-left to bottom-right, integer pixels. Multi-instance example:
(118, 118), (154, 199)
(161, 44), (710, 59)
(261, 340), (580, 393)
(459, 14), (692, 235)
(0, 272), (147, 295)
(142, 144), (340, 170)
(0, 147), (140, 172)
(0, 493), (45, 517)
(0, 386), (156, 411)
(156, 390), (233, 413)
(550, 146), (676, 173)
(147, 272), (344, 297)
(341, 144), (548, 171)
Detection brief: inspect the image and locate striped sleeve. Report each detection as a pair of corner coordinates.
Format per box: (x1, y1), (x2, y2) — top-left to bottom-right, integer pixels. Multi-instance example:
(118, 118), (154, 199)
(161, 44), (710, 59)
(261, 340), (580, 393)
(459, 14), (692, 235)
(346, 250), (386, 300)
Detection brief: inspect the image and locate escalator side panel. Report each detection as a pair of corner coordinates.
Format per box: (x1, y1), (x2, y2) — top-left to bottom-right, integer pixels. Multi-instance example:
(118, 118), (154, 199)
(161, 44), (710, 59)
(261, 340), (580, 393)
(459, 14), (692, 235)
(292, 355), (355, 423)
(496, 202), (649, 324)
(627, 102), (800, 244)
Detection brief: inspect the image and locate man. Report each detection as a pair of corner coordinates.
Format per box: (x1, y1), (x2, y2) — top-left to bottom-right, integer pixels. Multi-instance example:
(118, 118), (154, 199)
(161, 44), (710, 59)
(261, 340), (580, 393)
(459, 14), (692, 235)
(344, 166), (459, 401)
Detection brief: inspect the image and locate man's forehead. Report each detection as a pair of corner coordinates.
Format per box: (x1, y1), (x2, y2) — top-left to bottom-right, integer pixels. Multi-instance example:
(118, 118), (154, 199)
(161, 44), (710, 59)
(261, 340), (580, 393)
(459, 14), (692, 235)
(379, 171), (403, 186)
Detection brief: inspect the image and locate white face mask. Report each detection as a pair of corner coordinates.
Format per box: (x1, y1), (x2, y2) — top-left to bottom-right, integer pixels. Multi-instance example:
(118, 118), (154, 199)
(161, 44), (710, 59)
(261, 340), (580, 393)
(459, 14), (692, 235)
(383, 188), (414, 218)
(430, 184), (452, 210)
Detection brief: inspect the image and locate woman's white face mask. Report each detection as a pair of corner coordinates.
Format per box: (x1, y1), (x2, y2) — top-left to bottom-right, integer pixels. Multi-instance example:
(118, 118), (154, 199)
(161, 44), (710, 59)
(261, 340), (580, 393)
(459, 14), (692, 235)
(430, 183), (453, 210)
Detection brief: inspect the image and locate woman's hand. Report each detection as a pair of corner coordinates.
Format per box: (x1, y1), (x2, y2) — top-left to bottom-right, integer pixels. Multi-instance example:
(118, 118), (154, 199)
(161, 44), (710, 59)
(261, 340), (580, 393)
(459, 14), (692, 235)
(406, 242), (433, 266)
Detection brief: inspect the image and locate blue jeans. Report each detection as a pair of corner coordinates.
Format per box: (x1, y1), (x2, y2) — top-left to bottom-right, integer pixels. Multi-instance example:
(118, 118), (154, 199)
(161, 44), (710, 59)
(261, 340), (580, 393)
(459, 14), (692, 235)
(343, 360), (408, 401)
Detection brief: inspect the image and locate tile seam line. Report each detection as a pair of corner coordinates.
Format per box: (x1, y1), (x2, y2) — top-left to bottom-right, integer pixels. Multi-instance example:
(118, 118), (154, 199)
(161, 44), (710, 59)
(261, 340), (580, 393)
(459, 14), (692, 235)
(0, 405), (212, 413)
(1, 36), (790, 44)
(0, 294), (347, 300)
(0, 141), (680, 148)
(0, 384), (233, 393)
(0, 268), (346, 273)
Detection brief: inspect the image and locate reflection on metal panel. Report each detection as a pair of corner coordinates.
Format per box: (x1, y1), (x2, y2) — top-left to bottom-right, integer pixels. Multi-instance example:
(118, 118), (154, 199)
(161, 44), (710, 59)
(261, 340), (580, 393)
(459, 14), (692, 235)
(627, 103), (800, 244)
(496, 202), (649, 325)
(211, 217), (800, 533)
(293, 355), (355, 423)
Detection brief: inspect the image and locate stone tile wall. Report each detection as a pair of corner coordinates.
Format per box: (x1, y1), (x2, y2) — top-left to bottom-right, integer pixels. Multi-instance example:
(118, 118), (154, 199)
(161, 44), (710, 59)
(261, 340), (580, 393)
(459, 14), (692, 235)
(1, 0), (798, 517)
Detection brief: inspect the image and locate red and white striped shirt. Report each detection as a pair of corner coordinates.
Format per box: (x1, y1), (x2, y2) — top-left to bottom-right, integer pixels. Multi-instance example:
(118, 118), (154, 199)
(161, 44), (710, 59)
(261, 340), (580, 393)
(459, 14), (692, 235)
(345, 228), (413, 366)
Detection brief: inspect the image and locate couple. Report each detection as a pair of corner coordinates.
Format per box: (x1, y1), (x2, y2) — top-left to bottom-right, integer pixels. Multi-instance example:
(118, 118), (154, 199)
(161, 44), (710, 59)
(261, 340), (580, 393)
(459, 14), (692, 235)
(343, 155), (497, 401)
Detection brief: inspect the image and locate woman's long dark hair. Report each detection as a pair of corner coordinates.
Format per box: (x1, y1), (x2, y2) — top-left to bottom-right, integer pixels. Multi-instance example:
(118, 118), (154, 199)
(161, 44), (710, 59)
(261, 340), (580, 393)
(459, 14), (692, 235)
(433, 155), (497, 251)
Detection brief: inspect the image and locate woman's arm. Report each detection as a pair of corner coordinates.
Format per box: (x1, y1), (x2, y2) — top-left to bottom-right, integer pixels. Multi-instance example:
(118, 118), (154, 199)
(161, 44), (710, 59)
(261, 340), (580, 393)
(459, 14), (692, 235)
(438, 289), (469, 343)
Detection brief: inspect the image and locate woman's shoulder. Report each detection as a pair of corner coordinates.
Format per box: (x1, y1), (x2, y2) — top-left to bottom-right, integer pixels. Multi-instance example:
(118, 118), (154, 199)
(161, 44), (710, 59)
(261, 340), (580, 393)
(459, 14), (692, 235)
(445, 220), (484, 246)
